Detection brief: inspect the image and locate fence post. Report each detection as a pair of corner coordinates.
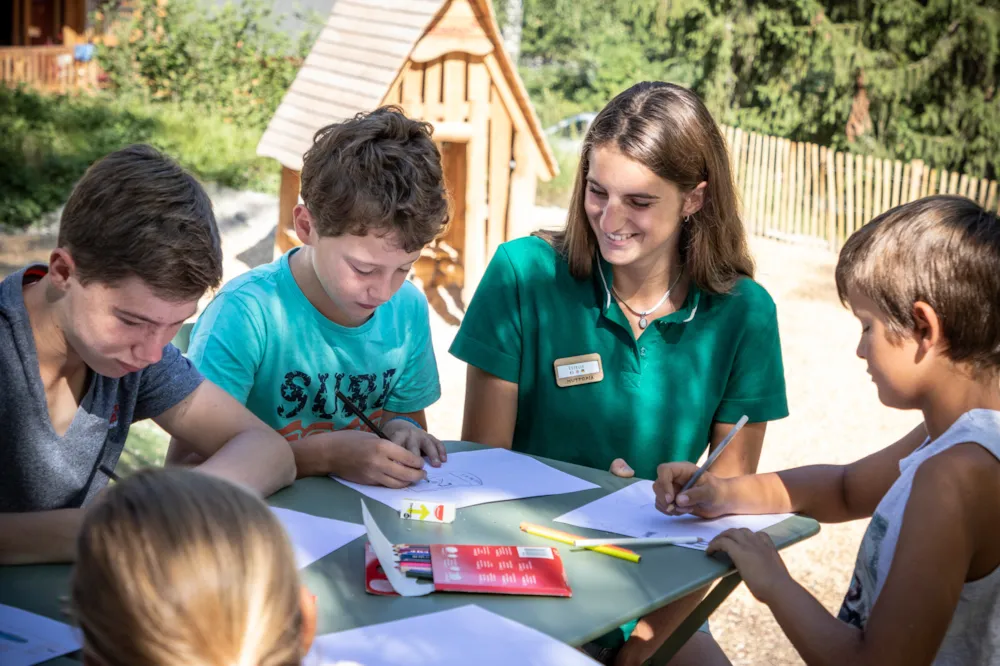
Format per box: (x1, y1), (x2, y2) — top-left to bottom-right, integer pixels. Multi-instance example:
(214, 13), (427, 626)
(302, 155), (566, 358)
(948, 171), (959, 195)
(810, 144), (821, 239)
(835, 151), (846, 249)
(761, 136), (777, 235)
(891, 160), (904, 208)
(734, 128), (747, 199)
(921, 164), (932, 198)
(825, 148), (837, 252)
(908, 160), (924, 204)
(845, 152), (855, 237)
(883, 159), (895, 211)
(774, 139), (786, 235)
(745, 133), (759, 233)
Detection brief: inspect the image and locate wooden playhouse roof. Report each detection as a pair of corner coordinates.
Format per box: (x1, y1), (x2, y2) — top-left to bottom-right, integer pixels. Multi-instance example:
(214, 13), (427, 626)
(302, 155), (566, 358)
(256, 0), (557, 178)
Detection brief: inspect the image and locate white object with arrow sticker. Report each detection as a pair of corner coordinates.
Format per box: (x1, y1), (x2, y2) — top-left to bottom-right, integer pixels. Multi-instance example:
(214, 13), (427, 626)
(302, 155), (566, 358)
(400, 498), (456, 523)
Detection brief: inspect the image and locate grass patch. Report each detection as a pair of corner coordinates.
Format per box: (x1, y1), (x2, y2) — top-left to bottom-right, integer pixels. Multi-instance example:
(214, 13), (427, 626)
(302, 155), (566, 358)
(117, 421), (171, 477)
(0, 86), (279, 229)
(536, 139), (582, 209)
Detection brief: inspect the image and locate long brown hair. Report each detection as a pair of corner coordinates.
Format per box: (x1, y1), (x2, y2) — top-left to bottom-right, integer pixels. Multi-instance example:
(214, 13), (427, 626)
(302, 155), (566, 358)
(71, 468), (305, 666)
(544, 81), (754, 293)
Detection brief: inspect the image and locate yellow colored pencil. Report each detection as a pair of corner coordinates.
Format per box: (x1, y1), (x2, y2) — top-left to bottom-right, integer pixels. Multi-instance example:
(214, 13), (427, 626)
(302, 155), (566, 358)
(519, 522), (641, 563)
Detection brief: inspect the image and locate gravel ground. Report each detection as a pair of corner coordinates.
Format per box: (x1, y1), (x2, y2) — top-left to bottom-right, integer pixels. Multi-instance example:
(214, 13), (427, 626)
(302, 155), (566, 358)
(2, 196), (920, 664)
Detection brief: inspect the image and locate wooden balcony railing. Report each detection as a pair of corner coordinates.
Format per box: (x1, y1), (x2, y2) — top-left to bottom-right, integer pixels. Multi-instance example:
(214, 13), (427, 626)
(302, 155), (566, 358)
(0, 45), (100, 93)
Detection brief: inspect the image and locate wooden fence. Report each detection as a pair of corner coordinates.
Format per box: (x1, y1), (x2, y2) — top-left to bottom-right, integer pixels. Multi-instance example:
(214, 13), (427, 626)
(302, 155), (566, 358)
(721, 125), (1000, 251)
(0, 46), (100, 93)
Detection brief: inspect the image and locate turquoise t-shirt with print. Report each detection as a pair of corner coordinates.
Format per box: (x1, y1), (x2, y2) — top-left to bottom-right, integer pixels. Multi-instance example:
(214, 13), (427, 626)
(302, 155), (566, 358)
(187, 249), (441, 440)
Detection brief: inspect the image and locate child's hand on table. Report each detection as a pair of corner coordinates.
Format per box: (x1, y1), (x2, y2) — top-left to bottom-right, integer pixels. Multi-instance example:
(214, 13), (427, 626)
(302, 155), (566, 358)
(706, 528), (792, 604)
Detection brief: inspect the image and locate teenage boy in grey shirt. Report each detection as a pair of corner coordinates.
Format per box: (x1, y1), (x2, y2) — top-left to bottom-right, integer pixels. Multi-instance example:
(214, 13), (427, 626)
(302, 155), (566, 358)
(0, 145), (296, 564)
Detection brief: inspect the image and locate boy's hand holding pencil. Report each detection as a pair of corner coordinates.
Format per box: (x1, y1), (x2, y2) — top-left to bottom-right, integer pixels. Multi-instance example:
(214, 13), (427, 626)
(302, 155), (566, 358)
(655, 414), (748, 518)
(328, 391), (444, 488)
(324, 430), (428, 489)
(654, 462), (731, 518)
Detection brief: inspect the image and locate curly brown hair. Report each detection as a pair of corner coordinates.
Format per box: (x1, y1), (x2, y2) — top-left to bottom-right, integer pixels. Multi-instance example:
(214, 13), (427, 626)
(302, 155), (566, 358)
(57, 144), (222, 302)
(299, 106), (449, 253)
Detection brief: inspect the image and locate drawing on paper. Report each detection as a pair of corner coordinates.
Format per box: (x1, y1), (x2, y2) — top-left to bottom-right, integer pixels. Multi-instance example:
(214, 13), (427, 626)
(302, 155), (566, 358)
(408, 471), (483, 493)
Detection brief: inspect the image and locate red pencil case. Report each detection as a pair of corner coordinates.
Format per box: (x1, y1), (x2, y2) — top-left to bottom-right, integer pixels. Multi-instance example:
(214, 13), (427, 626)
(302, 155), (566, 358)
(364, 542), (572, 598)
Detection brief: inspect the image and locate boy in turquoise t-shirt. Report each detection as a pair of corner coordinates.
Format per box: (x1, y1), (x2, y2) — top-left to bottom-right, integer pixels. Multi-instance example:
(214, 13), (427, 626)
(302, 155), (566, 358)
(172, 107), (449, 488)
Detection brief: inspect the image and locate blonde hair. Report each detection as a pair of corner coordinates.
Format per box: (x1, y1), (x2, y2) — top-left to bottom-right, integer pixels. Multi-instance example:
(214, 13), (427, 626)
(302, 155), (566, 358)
(72, 468), (305, 666)
(542, 81), (754, 293)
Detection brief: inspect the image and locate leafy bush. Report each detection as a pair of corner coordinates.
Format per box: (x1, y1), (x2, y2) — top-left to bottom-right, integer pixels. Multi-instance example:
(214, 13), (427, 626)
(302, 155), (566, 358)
(0, 87), (279, 229)
(0, 87), (156, 228)
(96, 0), (318, 130)
(1, 0), (314, 229)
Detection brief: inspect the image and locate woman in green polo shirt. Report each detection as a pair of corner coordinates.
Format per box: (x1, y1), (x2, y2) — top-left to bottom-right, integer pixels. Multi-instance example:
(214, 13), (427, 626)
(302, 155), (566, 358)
(450, 82), (787, 665)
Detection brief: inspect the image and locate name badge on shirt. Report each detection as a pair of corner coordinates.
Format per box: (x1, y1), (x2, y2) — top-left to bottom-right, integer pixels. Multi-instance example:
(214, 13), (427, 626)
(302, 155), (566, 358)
(553, 353), (604, 388)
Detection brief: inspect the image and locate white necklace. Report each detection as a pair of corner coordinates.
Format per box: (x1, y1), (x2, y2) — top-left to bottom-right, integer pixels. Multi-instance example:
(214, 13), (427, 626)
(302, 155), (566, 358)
(611, 269), (683, 329)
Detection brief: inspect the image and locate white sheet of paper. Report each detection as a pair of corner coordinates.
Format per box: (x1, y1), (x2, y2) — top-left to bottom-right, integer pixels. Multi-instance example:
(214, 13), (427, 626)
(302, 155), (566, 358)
(303, 605), (599, 665)
(554, 480), (793, 550)
(333, 448), (598, 511)
(0, 604), (81, 666)
(360, 500), (434, 597)
(271, 507), (366, 569)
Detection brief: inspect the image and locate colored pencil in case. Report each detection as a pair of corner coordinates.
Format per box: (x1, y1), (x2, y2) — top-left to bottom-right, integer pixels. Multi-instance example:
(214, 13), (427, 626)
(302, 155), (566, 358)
(404, 570), (434, 580)
(396, 553), (431, 562)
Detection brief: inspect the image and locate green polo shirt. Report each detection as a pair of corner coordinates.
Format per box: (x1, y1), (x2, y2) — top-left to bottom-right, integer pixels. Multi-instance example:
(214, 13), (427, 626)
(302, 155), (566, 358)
(450, 236), (788, 480)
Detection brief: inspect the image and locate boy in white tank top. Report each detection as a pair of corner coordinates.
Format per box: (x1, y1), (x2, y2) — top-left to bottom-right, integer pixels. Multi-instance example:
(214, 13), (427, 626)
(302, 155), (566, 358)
(653, 195), (1000, 665)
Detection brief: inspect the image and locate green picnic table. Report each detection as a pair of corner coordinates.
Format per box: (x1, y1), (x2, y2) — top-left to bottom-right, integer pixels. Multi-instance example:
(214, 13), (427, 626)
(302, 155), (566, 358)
(0, 441), (818, 665)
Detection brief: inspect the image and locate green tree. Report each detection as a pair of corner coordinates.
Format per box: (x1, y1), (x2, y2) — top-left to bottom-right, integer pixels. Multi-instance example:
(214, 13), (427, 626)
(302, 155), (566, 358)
(512, 0), (999, 178)
(830, 0), (1000, 178)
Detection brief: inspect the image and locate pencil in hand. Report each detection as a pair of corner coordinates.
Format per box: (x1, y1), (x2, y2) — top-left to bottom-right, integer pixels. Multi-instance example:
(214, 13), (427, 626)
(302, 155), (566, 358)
(680, 415), (749, 494)
(336, 390), (390, 440)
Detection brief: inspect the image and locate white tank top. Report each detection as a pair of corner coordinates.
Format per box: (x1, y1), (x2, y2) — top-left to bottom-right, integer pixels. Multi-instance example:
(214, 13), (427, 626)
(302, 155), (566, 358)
(838, 409), (1000, 664)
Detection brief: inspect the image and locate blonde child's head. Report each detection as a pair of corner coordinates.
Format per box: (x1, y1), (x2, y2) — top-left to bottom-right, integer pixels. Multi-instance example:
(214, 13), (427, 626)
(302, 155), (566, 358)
(72, 468), (315, 666)
(836, 195), (1000, 404)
